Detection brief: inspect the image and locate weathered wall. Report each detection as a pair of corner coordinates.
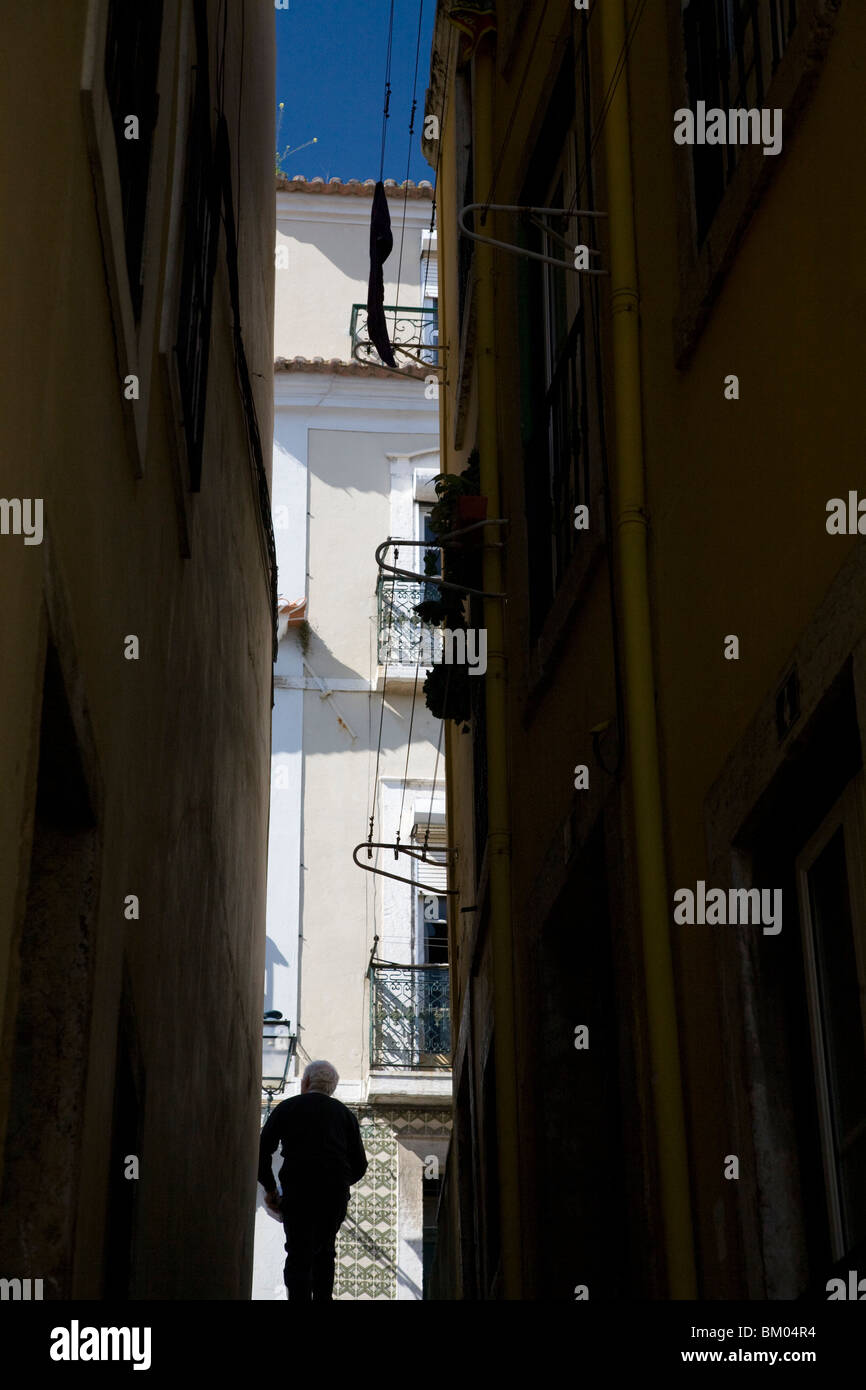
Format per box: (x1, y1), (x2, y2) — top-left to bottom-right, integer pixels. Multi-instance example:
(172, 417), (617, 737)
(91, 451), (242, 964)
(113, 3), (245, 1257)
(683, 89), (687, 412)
(0, 0), (275, 1298)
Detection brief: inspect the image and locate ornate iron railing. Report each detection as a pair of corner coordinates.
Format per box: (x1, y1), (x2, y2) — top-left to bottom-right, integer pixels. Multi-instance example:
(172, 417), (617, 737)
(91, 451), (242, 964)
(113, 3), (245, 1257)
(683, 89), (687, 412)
(377, 578), (442, 668)
(350, 304), (439, 368)
(369, 964), (451, 1070)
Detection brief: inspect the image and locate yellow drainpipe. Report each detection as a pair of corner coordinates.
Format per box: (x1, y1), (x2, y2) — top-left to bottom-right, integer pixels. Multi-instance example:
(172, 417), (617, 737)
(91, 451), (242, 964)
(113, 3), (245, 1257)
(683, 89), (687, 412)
(472, 33), (523, 1299)
(600, 0), (696, 1297)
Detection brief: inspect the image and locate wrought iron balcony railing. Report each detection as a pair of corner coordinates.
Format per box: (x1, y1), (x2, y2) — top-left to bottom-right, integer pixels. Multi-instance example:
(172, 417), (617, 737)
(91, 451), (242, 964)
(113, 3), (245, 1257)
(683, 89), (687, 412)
(370, 964), (450, 1070)
(377, 578), (442, 668)
(350, 304), (439, 369)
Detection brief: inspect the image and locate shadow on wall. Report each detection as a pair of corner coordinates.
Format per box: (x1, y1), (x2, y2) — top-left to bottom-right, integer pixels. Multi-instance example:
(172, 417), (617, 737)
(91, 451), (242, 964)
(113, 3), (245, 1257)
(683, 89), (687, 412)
(290, 624), (367, 688)
(264, 935), (289, 1015)
(275, 212), (423, 343)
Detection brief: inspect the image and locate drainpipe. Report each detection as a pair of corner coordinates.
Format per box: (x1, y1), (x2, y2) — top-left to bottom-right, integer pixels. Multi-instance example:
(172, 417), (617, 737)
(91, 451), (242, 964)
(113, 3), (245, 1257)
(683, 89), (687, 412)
(473, 33), (523, 1300)
(600, 0), (696, 1297)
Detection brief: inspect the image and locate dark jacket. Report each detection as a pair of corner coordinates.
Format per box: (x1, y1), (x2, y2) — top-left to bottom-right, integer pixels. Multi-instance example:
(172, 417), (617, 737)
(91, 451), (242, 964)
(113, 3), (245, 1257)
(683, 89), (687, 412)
(258, 1091), (368, 1196)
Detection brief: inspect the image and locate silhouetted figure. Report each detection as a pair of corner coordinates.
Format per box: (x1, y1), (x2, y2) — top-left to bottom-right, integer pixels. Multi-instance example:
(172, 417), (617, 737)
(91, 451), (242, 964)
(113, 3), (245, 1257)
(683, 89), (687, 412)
(259, 1059), (368, 1301)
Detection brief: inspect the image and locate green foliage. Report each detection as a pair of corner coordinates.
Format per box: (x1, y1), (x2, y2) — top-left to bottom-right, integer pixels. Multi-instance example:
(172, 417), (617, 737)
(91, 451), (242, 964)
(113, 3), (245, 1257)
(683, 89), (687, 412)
(295, 618), (312, 656)
(428, 449), (481, 537)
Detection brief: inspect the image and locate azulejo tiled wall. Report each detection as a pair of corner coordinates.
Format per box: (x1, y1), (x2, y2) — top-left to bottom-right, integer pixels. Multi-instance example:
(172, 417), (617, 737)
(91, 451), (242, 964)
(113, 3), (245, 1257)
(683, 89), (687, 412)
(334, 1106), (452, 1300)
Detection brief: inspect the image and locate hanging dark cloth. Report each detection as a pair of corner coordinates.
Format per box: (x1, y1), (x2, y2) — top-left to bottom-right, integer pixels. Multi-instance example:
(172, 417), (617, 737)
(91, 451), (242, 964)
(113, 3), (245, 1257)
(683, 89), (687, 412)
(366, 181), (397, 368)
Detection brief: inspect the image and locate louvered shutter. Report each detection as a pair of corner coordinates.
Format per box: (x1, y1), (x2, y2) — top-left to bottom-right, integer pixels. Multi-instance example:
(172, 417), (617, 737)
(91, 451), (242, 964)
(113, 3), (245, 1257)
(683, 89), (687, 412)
(413, 821), (448, 892)
(421, 251), (438, 300)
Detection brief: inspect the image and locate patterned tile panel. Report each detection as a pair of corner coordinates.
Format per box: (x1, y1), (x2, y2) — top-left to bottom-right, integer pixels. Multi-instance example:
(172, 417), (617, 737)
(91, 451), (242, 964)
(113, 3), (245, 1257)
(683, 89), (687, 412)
(333, 1106), (452, 1300)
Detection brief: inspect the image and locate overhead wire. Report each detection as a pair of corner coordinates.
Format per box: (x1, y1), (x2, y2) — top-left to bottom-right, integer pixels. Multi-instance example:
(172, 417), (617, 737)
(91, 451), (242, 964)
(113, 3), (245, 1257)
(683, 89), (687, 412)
(480, 0), (553, 221)
(422, 24), (454, 304)
(378, 0), (396, 181)
(396, 635), (425, 848)
(366, 8), (455, 855)
(571, 0), (649, 212)
(368, 547), (398, 845)
(391, 0), (426, 346)
(423, 673), (449, 852)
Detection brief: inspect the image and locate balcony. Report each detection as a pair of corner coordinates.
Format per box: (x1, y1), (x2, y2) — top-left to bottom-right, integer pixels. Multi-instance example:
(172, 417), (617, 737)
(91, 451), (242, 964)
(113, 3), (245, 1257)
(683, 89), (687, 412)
(377, 578), (442, 673)
(350, 303), (439, 369)
(369, 964), (450, 1071)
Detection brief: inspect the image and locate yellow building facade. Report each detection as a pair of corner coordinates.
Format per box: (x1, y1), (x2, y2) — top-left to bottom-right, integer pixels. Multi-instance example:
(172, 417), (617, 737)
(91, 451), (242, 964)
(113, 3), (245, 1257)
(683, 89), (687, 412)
(425, 0), (866, 1300)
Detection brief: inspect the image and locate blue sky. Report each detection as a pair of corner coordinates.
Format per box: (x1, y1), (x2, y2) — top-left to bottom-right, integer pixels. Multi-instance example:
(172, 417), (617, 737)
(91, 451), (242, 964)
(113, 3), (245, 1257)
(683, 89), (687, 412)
(275, 1), (436, 185)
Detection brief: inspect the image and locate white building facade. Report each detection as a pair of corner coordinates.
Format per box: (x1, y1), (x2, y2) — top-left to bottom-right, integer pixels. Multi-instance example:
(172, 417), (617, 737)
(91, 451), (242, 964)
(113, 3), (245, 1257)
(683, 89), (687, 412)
(253, 177), (451, 1301)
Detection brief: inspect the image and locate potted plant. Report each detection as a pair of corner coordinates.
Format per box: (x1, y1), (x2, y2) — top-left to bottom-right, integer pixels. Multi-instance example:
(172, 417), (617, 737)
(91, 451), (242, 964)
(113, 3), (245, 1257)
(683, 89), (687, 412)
(422, 658), (472, 729)
(453, 492), (488, 541)
(413, 449), (484, 628)
(413, 547), (467, 626)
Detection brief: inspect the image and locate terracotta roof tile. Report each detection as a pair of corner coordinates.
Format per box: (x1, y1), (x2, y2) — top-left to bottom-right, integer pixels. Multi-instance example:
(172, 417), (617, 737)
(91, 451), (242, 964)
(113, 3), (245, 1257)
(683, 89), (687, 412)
(276, 174), (434, 200)
(274, 355), (429, 380)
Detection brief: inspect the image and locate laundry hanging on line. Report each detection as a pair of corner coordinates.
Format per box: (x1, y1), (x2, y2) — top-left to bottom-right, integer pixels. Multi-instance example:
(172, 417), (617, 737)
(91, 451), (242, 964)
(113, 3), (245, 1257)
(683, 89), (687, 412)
(366, 181), (397, 369)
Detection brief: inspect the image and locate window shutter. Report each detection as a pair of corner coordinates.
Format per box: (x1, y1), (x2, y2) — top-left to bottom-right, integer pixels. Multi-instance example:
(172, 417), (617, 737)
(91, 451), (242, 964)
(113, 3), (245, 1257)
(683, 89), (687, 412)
(421, 252), (438, 300)
(413, 822), (448, 892)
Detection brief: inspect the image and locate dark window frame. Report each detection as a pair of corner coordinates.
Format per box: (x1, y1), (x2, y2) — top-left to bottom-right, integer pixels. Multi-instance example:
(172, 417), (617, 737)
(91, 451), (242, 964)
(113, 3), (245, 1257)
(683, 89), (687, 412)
(671, 0), (839, 367)
(103, 0), (165, 321)
(173, 0), (219, 492)
(682, 0), (798, 246)
(517, 37), (606, 643)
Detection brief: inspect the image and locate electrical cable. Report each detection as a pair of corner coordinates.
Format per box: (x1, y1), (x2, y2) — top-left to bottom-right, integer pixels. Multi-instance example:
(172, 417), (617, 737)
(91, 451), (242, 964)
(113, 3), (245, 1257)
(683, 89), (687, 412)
(571, 0), (649, 212)
(368, 548), (398, 845)
(397, 637), (425, 847)
(480, 0), (552, 221)
(378, 0), (396, 181)
(423, 666), (449, 851)
(422, 23), (454, 304)
(391, 0), (426, 348)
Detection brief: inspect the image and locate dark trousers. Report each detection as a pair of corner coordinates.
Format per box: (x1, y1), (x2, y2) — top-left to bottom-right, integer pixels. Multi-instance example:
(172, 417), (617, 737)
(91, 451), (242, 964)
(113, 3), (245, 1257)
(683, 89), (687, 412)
(281, 1180), (349, 1300)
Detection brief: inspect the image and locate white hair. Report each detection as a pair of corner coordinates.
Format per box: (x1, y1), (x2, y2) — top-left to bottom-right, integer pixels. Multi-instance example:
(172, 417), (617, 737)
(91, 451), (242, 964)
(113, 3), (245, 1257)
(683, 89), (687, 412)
(303, 1060), (339, 1095)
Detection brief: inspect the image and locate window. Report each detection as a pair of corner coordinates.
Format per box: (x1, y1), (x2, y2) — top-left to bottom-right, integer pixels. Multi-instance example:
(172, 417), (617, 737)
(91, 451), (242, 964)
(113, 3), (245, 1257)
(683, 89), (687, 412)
(420, 229), (439, 365)
(413, 818), (449, 965)
(455, 67), (474, 335)
(420, 895), (449, 965)
(469, 591), (488, 872)
(796, 778), (866, 1260)
(682, 0), (799, 244)
(422, 1173), (442, 1298)
(81, 0), (173, 475)
(174, 0), (219, 491)
(103, 0), (164, 320)
(418, 499), (441, 600)
(518, 40), (604, 638)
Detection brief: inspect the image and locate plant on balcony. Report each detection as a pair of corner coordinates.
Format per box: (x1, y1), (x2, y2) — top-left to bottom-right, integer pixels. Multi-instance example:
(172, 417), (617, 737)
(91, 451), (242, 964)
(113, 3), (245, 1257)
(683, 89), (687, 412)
(413, 450), (484, 627)
(422, 648), (472, 730)
(413, 548), (466, 627)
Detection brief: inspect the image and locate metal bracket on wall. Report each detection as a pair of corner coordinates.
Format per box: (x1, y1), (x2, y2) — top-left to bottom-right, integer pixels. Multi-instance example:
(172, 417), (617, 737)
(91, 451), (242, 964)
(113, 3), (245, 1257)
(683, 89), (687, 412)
(350, 340), (449, 375)
(458, 203), (608, 273)
(302, 656), (358, 740)
(375, 522), (508, 599)
(352, 840), (459, 896)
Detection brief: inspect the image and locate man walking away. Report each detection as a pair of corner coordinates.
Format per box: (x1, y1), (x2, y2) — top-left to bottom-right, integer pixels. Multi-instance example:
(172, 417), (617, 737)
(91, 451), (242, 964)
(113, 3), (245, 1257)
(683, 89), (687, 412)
(258, 1059), (368, 1301)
